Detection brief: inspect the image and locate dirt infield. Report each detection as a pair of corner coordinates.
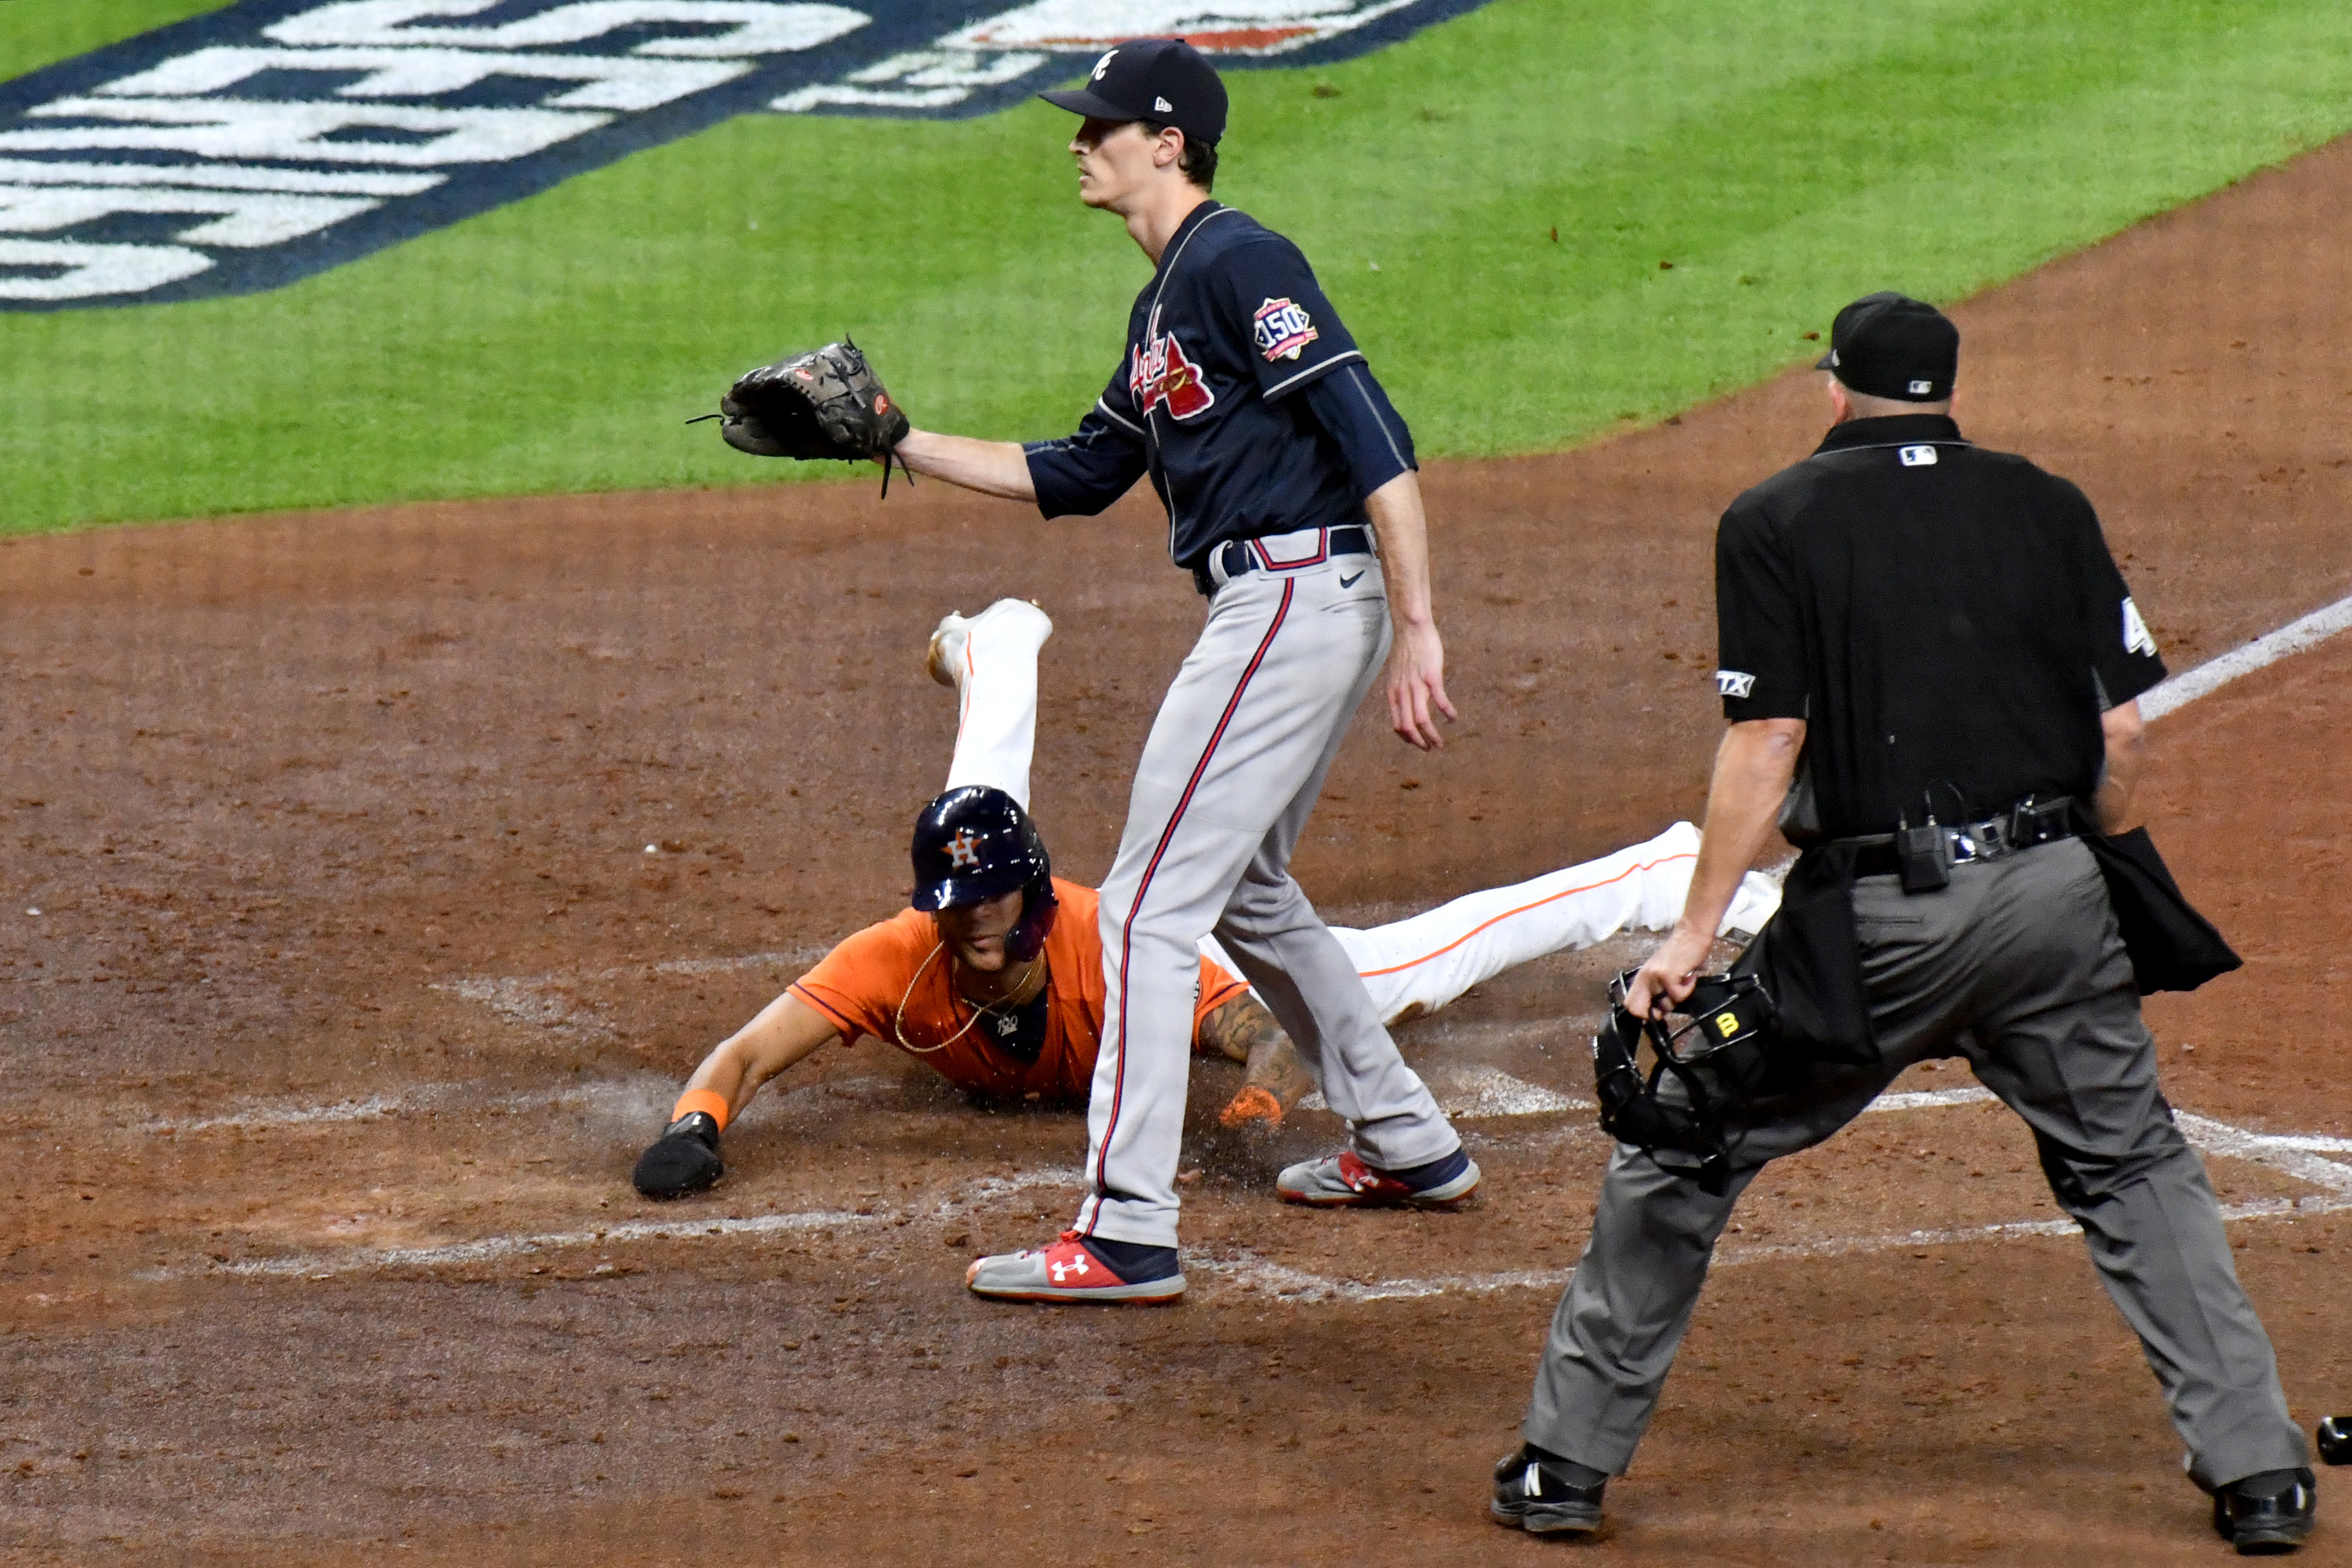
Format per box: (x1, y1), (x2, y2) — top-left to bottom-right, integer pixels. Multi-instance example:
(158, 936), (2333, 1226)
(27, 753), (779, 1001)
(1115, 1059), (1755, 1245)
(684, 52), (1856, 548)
(6, 139), (2352, 1566)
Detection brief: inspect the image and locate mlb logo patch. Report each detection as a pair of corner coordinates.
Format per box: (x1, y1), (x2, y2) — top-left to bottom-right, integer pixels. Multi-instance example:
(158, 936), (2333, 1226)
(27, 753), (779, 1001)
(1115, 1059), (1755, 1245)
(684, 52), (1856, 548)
(1899, 445), (1938, 466)
(1909, 379), (1935, 395)
(1252, 296), (1319, 362)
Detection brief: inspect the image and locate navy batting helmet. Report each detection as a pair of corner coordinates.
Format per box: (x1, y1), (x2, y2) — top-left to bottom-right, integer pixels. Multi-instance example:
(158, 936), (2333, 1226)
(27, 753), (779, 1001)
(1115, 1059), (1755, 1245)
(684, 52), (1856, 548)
(909, 786), (1058, 960)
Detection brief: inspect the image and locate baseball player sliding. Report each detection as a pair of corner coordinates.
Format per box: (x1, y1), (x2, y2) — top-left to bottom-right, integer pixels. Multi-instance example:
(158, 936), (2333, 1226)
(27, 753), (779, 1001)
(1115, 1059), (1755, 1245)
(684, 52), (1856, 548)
(632, 600), (1781, 1230)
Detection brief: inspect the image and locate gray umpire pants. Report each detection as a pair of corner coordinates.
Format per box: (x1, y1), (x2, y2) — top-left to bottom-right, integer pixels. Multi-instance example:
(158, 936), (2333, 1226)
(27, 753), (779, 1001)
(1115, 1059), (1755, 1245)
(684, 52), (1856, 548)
(1074, 550), (1462, 1249)
(1522, 838), (2308, 1488)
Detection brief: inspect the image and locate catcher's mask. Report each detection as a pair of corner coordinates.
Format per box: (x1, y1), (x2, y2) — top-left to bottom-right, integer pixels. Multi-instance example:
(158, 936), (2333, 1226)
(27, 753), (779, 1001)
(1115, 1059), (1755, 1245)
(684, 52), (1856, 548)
(1592, 970), (1779, 1195)
(909, 786), (1058, 961)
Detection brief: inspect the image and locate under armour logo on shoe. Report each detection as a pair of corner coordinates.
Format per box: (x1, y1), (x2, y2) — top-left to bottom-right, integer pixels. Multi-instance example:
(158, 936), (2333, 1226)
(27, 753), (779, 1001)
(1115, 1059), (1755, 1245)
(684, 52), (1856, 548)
(1049, 1255), (1091, 1282)
(1525, 1463), (1542, 1495)
(946, 829), (979, 868)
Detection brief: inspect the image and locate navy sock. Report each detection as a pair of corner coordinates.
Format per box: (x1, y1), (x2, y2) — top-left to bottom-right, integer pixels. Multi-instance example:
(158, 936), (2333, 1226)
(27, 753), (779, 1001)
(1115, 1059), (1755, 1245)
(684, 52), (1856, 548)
(1080, 1235), (1181, 1281)
(1380, 1145), (1469, 1192)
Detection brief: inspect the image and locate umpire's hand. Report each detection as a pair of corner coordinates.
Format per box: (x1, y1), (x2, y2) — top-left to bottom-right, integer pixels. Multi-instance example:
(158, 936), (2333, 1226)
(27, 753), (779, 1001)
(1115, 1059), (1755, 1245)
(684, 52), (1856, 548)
(1623, 926), (1714, 1020)
(632, 1111), (724, 1200)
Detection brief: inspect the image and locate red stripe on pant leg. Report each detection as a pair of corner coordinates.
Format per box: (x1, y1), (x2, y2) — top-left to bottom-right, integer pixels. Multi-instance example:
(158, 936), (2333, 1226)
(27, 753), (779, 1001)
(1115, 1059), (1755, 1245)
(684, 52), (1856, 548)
(1085, 580), (1296, 1230)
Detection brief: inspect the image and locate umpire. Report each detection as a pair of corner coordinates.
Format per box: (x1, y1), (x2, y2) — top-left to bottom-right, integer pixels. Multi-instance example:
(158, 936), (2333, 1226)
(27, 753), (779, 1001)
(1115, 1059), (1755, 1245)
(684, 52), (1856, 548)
(1492, 294), (2317, 1552)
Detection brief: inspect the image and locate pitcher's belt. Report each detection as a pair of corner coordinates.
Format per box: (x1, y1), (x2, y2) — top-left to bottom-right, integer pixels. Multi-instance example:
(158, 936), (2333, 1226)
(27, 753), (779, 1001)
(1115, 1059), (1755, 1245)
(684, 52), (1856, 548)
(1842, 796), (2076, 878)
(1193, 525), (1371, 596)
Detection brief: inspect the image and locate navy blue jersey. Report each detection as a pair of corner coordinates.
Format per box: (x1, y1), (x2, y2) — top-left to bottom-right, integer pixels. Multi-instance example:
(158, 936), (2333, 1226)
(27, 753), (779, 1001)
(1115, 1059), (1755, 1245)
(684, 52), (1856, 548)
(1023, 202), (1415, 570)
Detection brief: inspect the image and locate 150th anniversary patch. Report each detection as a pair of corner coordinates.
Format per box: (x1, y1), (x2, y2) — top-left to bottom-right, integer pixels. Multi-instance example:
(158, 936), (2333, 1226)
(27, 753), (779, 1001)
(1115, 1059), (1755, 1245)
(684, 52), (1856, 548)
(0, 0), (1494, 310)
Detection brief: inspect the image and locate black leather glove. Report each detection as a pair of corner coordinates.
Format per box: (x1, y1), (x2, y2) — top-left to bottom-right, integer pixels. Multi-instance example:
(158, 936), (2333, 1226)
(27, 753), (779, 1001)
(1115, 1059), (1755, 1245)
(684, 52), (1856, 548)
(631, 1111), (723, 1200)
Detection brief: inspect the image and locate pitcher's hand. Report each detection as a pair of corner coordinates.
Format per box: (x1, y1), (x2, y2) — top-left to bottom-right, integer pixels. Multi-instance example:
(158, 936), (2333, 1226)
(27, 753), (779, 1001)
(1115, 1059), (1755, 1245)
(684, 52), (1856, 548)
(1386, 619), (1457, 750)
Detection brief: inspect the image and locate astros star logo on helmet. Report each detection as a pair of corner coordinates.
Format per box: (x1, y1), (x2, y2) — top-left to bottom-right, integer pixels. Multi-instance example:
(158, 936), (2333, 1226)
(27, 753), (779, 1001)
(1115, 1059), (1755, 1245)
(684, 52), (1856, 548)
(946, 829), (980, 868)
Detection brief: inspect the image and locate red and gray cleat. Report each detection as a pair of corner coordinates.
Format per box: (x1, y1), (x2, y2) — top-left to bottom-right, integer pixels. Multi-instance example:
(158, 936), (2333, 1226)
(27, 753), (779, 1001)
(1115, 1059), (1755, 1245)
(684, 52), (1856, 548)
(1276, 1147), (1480, 1208)
(965, 1231), (1186, 1306)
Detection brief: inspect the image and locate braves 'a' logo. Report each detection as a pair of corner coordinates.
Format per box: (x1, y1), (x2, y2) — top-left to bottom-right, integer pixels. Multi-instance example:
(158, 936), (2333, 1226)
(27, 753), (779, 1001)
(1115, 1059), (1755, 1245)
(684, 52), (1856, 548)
(1130, 307), (1215, 420)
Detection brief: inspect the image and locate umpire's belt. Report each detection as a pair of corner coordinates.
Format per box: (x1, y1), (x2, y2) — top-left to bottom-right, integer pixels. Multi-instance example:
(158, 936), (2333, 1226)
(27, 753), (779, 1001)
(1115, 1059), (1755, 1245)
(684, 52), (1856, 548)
(1843, 796), (2076, 878)
(1194, 524), (1372, 596)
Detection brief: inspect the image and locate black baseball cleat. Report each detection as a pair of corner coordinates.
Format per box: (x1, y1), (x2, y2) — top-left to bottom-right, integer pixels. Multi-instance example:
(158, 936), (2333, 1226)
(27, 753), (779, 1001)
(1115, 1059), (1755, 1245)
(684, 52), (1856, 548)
(1491, 1445), (1607, 1536)
(2317, 1416), (2351, 1467)
(2210, 1467), (2316, 1555)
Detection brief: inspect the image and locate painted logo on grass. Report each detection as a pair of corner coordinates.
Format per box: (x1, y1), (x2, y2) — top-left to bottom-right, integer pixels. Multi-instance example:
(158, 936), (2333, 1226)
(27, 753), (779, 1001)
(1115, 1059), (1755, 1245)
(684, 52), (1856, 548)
(0, 0), (1493, 310)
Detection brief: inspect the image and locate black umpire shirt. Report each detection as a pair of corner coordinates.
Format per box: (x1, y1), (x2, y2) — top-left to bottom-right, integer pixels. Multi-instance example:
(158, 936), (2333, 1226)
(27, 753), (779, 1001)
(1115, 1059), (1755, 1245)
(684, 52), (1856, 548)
(1714, 414), (2167, 839)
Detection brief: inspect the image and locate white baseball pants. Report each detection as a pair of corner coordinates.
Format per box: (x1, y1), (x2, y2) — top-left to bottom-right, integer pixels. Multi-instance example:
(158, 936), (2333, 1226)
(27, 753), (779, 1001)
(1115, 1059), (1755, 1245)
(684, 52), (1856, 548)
(1202, 823), (1781, 1027)
(939, 599), (1056, 811)
(1075, 554), (1460, 1247)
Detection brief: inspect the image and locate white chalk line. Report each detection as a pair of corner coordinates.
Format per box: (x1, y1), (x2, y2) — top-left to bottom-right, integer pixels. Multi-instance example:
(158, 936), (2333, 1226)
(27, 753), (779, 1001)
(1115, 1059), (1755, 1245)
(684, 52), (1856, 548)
(140, 1166), (1089, 1283)
(1191, 1194), (2352, 1306)
(155, 1077), (668, 1134)
(146, 1098), (2352, 1299)
(1302, 1064), (1590, 1119)
(1864, 1085), (1994, 1113)
(2139, 589), (2352, 721)
(196, 1209), (870, 1280)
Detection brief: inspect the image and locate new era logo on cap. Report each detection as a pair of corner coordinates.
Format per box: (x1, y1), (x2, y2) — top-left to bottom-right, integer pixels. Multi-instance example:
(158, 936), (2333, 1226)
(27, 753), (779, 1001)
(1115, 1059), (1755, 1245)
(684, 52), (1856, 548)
(1154, 95), (1173, 111)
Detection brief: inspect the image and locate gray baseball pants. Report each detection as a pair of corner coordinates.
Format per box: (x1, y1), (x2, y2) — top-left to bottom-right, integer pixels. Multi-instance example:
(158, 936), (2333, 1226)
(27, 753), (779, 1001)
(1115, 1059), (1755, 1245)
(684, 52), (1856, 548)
(1074, 549), (1462, 1248)
(1523, 838), (2308, 1488)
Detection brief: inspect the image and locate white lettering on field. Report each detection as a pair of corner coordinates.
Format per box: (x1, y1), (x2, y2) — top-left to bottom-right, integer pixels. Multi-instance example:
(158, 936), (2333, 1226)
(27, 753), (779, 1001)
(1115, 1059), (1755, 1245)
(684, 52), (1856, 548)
(0, 237), (212, 301)
(0, 158), (443, 197)
(5, 96), (607, 167)
(266, 1), (868, 58)
(0, 184), (379, 247)
(95, 45), (750, 115)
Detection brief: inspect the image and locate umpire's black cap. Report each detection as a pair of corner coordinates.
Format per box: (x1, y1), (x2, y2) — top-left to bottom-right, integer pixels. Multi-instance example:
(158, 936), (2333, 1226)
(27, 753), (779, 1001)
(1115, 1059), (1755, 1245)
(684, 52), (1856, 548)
(1815, 291), (1959, 401)
(1040, 37), (1227, 146)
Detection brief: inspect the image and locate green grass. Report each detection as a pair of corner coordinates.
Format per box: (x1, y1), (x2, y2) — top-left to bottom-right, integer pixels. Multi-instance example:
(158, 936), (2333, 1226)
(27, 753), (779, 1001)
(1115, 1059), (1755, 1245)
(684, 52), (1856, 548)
(0, 0), (226, 79)
(7, 0), (2352, 532)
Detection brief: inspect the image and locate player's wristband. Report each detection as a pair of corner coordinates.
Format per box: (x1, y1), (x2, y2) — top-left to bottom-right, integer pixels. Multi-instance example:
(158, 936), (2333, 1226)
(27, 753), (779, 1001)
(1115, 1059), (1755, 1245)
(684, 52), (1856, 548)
(671, 1088), (730, 1133)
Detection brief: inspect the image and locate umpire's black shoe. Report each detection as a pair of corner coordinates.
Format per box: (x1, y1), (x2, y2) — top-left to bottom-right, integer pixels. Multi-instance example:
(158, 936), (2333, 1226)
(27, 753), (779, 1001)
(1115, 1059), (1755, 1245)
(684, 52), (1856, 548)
(1491, 1445), (1607, 1535)
(2211, 1467), (2316, 1555)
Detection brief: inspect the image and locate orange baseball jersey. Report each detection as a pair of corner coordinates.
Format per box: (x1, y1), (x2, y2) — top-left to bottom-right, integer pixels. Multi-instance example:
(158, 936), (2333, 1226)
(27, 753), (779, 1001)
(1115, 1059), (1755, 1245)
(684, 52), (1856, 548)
(786, 878), (1251, 1101)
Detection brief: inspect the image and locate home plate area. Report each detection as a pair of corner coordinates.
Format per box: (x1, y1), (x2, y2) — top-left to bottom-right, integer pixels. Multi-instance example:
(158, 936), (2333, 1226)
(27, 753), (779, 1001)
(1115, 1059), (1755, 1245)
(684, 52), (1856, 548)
(228, 954), (2352, 1307)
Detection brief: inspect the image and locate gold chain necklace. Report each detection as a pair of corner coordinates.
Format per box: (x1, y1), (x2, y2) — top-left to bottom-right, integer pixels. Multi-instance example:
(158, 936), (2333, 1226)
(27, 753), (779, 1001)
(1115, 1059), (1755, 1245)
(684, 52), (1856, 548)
(892, 944), (1046, 1055)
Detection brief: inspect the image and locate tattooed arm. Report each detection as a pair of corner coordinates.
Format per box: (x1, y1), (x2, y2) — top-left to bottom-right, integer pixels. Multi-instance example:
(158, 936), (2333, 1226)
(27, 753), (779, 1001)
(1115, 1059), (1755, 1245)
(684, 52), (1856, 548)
(1200, 993), (1317, 1129)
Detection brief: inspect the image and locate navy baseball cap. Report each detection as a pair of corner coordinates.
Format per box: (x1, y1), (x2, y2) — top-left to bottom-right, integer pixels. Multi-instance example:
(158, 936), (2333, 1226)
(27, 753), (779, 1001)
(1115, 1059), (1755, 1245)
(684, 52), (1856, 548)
(1040, 37), (1227, 146)
(1815, 291), (1959, 401)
